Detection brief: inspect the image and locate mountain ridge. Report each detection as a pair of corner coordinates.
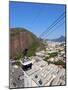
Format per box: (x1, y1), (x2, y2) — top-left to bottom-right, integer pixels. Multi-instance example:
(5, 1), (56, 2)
(46, 35), (65, 42)
(10, 28), (43, 59)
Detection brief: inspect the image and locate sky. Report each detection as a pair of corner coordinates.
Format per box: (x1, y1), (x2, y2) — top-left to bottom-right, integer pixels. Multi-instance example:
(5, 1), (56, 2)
(9, 1), (66, 39)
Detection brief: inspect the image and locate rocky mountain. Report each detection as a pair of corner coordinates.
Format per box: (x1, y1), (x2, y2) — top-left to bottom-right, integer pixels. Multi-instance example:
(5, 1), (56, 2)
(10, 28), (42, 59)
(46, 36), (65, 42)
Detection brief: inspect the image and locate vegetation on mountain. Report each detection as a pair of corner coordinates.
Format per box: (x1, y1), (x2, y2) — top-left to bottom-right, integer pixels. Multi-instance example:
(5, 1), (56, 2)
(10, 28), (44, 59)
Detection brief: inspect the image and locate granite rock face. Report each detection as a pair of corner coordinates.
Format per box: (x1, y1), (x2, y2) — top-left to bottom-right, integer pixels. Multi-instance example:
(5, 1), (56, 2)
(10, 28), (40, 59)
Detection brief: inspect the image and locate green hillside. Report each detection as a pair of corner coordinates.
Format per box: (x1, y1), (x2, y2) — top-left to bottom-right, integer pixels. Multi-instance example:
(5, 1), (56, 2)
(10, 28), (44, 59)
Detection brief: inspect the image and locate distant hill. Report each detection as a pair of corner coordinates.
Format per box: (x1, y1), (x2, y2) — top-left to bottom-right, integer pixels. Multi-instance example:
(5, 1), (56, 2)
(10, 28), (43, 59)
(46, 36), (65, 42)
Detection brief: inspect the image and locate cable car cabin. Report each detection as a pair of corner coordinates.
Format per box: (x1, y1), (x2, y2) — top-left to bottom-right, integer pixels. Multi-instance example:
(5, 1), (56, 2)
(21, 58), (32, 71)
(22, 62), (32, 71)
(22, 61), (32, 71)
